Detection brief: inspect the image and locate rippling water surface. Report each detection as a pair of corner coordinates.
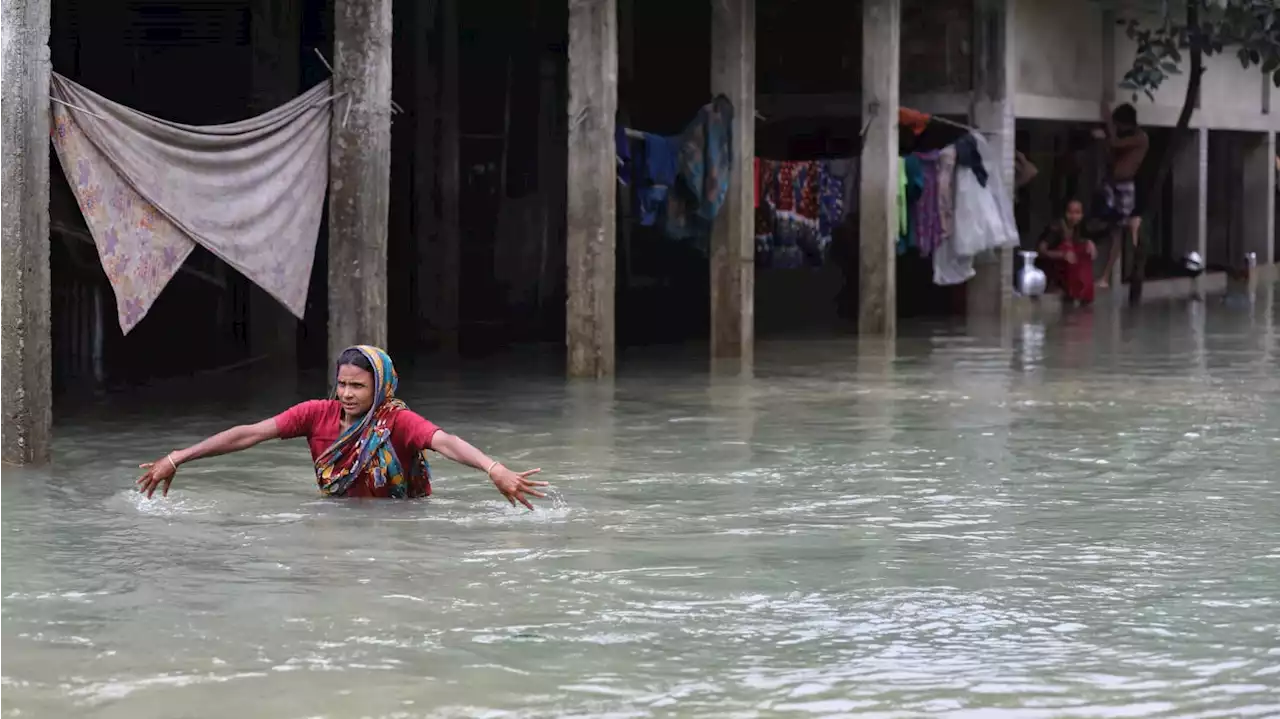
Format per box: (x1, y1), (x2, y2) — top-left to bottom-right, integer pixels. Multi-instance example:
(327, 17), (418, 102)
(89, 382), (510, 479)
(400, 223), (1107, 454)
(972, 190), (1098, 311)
(5, 293), (1280, 718)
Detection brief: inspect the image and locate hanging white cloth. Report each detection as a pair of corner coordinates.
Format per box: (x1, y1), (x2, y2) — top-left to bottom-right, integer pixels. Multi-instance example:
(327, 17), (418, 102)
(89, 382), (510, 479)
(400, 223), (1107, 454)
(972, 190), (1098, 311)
(974, 132), (1020, 250)
(50, 73), (332, 333)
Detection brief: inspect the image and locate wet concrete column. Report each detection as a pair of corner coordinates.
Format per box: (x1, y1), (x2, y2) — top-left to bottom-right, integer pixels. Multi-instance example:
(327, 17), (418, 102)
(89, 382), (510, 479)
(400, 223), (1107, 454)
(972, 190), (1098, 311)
(328, 0), (392, 362)
(967, 0), (1015, 320)
(858, 0), (900, 337)
(710, 0), (756, 363)
(566, 0), (618, 378)
(1, 0), (53, 464)
(1242, 131), (1276, 276)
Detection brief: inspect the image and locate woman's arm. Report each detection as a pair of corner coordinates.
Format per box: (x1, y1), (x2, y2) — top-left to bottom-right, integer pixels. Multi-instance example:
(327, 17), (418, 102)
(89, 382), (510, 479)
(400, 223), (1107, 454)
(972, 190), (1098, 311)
(173, 419), (281, 465)
(431, 431), (547, 510)
(136, 418), (280, 498)
(1038, 240), (1063, 260)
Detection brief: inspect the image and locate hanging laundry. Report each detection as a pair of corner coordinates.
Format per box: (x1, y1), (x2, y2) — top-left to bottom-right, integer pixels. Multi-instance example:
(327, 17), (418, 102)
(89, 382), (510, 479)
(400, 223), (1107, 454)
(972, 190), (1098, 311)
(954, 133), (988, 186)
(753, 157), (761, 209)
(754, 160), (824, 268)
(973, 133), (1020, 250)
(900, 155), (926, 255)
(755, 159), (778, 261)
(816, 159), (852, 251)
(825, 158), (859, 220)
(616, 125), (632, 186)
(932, 221), (977, 286)
(899, 107), (931, 137)
(637, 132), (679, 227)
(951, 132), (1019, 260)
(910, 151), (943, 257)
(896, 157), (908, 250)
(49, 73), (331, 334)
(936, 145), (958, 246)
(666, 94), (734, 242)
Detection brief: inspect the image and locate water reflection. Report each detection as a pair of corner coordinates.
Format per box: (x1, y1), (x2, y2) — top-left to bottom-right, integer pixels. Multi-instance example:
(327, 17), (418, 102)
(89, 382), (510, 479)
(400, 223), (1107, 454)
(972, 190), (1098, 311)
(4, 293), (1280, 718)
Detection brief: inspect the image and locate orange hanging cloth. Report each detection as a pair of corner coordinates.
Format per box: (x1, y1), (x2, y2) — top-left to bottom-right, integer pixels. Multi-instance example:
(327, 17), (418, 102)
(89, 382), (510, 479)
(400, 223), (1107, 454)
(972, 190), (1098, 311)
(898, 107), (931, 136)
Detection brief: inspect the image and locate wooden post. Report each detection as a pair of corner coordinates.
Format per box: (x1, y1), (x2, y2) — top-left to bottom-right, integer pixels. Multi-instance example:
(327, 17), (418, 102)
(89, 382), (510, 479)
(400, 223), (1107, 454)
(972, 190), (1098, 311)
(710, 0), (756, 361)
(1, 0), (53, 464)
(328, 0), (392, 362)
(859, 0), (900, 337)
(437, 0), (460, 352)
(967, 0), (1015, 319)
(566, 0), (617, 378)
(249, 0), (302, 365)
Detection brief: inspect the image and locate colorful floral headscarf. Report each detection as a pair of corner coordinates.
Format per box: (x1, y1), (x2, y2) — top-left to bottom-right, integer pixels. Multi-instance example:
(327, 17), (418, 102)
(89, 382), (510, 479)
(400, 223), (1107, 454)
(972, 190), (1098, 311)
(313, 345), (430, 498)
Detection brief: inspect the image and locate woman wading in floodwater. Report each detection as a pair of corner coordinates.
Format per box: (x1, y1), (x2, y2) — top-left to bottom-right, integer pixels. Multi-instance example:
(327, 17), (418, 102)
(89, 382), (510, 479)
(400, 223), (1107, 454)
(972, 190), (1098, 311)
(136, 345), (547, 508)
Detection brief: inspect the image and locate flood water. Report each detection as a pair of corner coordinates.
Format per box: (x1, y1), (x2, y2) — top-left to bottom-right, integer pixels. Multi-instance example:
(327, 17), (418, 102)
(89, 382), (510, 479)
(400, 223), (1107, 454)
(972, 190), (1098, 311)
(4, 291), (1280, 718)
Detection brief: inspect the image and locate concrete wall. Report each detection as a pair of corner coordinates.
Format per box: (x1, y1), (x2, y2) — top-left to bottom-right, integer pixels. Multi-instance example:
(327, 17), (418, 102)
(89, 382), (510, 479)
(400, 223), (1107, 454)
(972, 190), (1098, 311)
(1013, 0), (1280, 132)
(1014, 0), (1104, 106)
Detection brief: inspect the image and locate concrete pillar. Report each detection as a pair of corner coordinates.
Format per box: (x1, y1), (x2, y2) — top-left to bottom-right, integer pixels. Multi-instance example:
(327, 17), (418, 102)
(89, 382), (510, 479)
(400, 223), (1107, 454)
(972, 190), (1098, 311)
(858, 0), (900, 337)
(249, 0), (302, 365)
(710, 0), (756, 361)
(1, 0), (53, 465)
(565, 0), (617, 378)
(967, 0), (1015, 319)
(1243, 131), (1276, 272)
(327, 0), (392, 361)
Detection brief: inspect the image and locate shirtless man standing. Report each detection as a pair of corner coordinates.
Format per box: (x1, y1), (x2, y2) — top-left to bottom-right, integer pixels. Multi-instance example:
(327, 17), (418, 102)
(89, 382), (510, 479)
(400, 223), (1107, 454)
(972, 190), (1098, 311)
(1092, 103), (1148, 288)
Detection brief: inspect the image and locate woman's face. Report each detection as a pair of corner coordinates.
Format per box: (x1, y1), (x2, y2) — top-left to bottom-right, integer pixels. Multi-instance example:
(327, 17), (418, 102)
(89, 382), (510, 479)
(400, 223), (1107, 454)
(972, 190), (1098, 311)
(1064, 201), (1084, 228)
(335, 363), (376, 419)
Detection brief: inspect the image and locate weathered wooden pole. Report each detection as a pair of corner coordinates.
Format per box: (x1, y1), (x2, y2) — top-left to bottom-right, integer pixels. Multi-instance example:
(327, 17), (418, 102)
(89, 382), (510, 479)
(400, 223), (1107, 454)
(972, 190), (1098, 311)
(328, 0), (392, 362)
(1, 0), (53, 464)
(566, 0), (618, 378)
(710, 0), (756, 362)
(858, 0), (900, 337)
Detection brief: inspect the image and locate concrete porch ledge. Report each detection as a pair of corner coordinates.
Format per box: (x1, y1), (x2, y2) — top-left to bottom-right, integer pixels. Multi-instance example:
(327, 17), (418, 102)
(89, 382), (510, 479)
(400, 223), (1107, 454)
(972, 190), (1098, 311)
(1010, 264), (1277, 316)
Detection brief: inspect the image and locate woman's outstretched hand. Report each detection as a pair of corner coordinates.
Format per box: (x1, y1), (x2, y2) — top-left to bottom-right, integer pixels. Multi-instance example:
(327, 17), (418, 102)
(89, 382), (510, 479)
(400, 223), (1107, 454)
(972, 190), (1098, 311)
(136, 457), (177, 498)
(489, 466), (547, 510)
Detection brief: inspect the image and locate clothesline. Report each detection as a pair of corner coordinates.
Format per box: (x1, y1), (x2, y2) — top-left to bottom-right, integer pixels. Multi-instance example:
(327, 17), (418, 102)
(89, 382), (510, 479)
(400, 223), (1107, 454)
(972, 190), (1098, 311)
(928, 114), (998, 136)
(627, 113), (991, 148)
(49, 96), (106, 120)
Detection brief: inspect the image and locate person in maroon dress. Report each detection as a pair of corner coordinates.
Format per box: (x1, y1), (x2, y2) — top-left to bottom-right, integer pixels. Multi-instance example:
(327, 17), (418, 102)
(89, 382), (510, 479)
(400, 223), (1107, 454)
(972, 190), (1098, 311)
(1037, 199), (1097, 306)
(136, 345), (547, 509)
